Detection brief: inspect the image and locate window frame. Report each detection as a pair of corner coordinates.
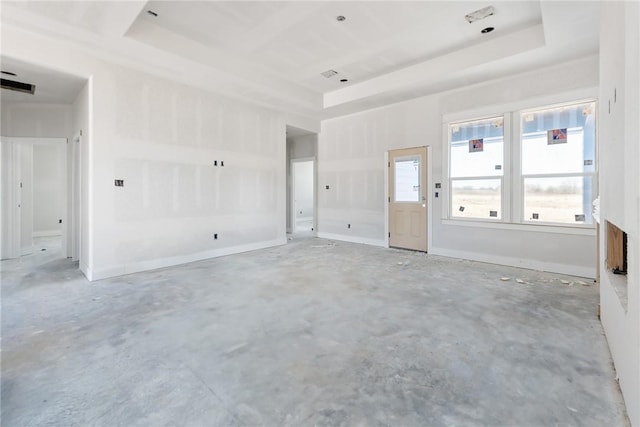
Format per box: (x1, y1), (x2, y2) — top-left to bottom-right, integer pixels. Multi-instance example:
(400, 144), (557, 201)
(443, 91), (598, 233)
(516, 101), (598, 227)
(446, 113), (511, 223)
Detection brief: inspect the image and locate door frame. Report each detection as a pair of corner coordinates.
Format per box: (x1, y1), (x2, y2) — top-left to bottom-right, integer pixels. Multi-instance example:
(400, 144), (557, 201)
(70, 132), (82, 261)
(1, 138), (22, 259)
(0, 137), (69, 260)
(385, 146), (433, 252)
(290, 157), (317, 234)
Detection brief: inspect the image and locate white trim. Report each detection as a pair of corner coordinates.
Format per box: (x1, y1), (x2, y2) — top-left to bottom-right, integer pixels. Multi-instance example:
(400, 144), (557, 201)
(383, 151), (389, 248)
(317, 232), (386, 248)
(521, 172), (598, 179)
(426, 145), (433, 253)
(86, 238), (287, 282)
(441, 121), (450, 221)
(429, 246), (595, 279)
(503, 113), (513, 222)
(80, 261), (91, 281)
(33, 230), (62, 237)
(441, 218), (596, 235)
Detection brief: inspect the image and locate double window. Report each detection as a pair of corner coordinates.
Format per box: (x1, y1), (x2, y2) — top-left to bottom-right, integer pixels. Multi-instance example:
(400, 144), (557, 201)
(447, 100), (597, 227)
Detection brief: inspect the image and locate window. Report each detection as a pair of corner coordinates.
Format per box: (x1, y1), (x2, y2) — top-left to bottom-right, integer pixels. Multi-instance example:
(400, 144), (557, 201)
(449, 116), (504, 220)
(447, 100), (597, 227)
(394, 156), (421, 202)
(521, 102), (596, 224)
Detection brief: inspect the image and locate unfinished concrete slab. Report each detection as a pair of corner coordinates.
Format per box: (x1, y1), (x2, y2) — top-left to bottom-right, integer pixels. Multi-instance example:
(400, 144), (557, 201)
(1, 237), (628, 426)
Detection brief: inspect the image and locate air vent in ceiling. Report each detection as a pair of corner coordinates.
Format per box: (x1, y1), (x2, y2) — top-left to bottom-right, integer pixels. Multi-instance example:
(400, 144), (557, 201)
(1, 78), (35, 95)
(465, 6), (495, 23)
(321, 69), (338, 78)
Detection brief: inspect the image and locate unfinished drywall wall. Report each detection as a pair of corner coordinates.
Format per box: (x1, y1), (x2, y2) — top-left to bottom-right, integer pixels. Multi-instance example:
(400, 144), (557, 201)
(85, 64), (286, 279)
(318, 56), (599, 276)
(2, 23), (296, 280)
(599, 1), (640, 424)
(1, 103), (72, 138)
(33, 142), (65, 236)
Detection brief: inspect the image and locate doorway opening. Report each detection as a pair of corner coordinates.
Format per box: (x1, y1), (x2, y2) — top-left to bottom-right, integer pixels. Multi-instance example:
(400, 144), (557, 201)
(292, 159), (315, 232)
(1, 137), (68, 260)
(0, 57), (88, 274)
(286, 126), (317, 238)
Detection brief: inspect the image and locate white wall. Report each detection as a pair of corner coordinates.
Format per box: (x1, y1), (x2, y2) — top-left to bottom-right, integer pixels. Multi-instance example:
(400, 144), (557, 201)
(86, 63), (286, 280)
(318, 56), (599, 277)
(1, 103), (72, 138)
(599, 2), (640, 425)
(33, 142), (65, 236)
(2, 24), (293, 281)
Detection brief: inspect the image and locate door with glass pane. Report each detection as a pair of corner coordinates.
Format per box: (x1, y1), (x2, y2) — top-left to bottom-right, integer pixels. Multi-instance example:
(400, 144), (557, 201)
(389, 146), (427, 251)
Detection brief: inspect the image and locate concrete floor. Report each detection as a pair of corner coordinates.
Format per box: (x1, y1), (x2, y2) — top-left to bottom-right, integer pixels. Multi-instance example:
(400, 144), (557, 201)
(1, 236), (629, 426)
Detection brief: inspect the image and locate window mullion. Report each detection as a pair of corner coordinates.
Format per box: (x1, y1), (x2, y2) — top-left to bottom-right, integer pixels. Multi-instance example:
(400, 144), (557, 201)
(511, 111), (524, 223)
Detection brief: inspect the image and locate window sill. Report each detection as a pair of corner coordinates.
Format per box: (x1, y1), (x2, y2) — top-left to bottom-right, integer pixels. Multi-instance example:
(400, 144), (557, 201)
(441, 219), (596, 236)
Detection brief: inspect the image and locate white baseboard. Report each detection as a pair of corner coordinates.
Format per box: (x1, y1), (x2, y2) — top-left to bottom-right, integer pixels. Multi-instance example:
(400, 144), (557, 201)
(317, 232), (386, 248)
(33, 230), (62, 237)
(429, 246), (596, 279)
(88, 238), (287, 281)
(80, 261), (92, 281)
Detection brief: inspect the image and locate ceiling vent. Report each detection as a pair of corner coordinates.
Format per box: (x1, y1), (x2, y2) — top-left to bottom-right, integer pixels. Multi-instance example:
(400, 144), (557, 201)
(465, 6), (495, 23)
(321, 69), (338, 78)
(1, 78), (36, 95)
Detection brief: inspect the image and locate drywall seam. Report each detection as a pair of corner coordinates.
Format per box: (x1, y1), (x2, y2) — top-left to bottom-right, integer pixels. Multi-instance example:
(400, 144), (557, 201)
(430, 247), (596, 279)
(317, 232), (386, 248)
(87, 237), (287, 282)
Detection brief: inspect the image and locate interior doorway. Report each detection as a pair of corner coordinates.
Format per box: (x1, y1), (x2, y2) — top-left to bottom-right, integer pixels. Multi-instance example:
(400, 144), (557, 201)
(292, 159), (315, 232)
(285, 126), (318, 236)
(388, 146), (428, 252)
(1, 137), (68, 260)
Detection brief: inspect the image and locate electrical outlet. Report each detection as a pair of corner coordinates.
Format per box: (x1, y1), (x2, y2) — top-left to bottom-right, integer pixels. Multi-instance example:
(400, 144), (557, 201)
(114, 179), (124, 187)
(214, 233), (218, 240)
(59, 219), (62, 224)
(325, 185), (330, 190)
(221, 161), (224, 167)
(348, 224), (351, 229)
(214, 160), (218, 166)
